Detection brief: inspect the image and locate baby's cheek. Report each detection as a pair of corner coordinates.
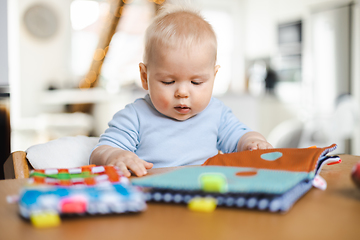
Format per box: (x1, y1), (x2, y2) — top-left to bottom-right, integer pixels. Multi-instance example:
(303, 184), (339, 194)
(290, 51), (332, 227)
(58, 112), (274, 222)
(154, 95), (170, 111)
(160, 97), (170, 109)
(194, 95), (211, 113)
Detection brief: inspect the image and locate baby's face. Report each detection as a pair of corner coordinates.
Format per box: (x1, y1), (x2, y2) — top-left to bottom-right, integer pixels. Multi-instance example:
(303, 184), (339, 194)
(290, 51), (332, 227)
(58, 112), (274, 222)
(140, 43), (219, 121)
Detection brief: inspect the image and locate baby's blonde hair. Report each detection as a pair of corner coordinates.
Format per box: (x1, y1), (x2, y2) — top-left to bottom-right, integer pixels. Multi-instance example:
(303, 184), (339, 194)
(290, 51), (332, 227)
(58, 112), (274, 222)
(143, 3), (217, 65)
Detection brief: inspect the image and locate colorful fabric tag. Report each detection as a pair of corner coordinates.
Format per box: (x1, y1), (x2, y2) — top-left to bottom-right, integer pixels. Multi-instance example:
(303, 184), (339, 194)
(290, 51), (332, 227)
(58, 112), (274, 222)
(312, 175), (327, 190)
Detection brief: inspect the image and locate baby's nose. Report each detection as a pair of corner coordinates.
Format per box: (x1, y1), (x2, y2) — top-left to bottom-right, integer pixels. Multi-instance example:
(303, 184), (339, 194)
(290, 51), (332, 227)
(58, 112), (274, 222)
(175, 85), (189, 98)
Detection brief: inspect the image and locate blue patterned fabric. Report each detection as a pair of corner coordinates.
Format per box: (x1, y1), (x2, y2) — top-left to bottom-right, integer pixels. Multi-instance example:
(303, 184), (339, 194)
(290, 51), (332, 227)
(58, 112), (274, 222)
(132, 166), (311, 194)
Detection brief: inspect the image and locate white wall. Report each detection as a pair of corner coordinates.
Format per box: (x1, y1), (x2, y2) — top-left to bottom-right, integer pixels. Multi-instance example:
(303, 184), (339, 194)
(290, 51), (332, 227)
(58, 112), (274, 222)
(9, 0), (72, 121)
(242, 0), (359, 153)
(0, 0), (8, 86)
(195, 0), (247, 93)
(243, 0), (352, 59)
(352, 0), (360, 155)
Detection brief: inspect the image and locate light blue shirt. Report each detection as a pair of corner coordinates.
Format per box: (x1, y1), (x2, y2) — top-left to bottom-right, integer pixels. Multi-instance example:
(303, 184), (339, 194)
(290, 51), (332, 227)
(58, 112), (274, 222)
(95, 94), (252, 168)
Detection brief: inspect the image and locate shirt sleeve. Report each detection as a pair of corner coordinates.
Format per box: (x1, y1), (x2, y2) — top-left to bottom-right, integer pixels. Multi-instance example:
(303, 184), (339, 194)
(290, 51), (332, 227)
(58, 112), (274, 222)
(95, 103), (140, 152)
(217, 105), (252, 153)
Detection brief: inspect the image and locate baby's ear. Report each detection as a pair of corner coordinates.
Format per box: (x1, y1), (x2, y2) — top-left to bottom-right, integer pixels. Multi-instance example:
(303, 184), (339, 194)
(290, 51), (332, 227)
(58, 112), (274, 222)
(214, 65), (220, 76)
(139, 63), (149, 90)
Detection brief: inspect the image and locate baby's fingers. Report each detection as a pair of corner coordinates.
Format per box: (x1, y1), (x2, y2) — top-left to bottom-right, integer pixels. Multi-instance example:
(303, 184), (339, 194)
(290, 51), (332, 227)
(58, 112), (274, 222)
(247, 141), (273, 151)
(142, 160), (154, 169)
(247, 142), (259, 151)
(257, 142), (273, 149)
(126, 159), (148, 177)
(116, 162), (132, 178)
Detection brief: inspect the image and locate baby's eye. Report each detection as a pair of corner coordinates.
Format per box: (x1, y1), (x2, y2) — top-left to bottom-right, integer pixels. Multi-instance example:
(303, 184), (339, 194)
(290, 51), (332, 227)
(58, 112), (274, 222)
(161, 81), (175, 85)
(191, 81), (202, 85)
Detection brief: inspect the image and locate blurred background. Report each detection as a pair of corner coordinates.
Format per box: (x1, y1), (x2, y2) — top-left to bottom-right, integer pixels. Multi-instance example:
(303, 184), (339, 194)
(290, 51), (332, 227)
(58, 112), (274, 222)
(1, 0), (360, 178)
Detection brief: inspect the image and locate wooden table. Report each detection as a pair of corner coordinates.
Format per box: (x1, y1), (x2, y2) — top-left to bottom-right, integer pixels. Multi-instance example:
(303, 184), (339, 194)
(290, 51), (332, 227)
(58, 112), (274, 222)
(1, 155), (360, 240)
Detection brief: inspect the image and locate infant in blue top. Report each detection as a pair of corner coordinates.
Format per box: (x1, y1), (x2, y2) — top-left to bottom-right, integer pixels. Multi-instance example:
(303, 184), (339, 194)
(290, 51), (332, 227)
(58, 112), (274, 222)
(95, 94), (252, 168)
(90, 3), (272, 177)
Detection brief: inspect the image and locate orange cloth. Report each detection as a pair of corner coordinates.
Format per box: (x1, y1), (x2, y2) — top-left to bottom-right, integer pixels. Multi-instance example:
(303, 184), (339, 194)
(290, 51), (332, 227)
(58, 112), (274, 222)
(202, 144), (337, 173)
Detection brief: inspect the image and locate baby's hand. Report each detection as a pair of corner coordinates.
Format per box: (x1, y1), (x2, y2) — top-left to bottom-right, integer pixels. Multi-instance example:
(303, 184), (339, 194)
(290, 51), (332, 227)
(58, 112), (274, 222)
(238, 132), (273, 151)
(91, 145), (153, 177)
(106, 149), (153, 177)
(243, 139), (273, 151)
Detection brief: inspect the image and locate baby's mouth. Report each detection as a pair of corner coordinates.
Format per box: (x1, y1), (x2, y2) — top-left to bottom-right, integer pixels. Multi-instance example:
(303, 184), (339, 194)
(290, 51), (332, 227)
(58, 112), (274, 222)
(174, 105), (191, 114)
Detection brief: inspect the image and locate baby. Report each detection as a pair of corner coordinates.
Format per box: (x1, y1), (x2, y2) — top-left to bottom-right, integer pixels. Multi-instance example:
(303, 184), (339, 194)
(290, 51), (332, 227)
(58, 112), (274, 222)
(90, 4), (273, 177)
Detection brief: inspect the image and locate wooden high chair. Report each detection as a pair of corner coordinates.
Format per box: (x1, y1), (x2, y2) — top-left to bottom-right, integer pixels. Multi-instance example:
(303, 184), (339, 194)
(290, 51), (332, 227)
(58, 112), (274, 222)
(4, 151), (32, 179)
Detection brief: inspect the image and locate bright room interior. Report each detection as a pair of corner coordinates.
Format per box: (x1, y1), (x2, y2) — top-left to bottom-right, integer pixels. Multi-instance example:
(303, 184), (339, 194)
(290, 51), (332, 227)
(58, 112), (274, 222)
(1, 0), (360, 179)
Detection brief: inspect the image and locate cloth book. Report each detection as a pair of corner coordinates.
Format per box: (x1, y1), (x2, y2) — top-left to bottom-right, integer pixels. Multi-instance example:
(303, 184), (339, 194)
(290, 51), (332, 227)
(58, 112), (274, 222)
(131, 144), (340, 212)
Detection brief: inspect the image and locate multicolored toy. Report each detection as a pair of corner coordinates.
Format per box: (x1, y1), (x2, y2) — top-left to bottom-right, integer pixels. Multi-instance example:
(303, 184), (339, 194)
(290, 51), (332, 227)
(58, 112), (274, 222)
(19, 165), (146, 228)
(132, 144), (340, 213)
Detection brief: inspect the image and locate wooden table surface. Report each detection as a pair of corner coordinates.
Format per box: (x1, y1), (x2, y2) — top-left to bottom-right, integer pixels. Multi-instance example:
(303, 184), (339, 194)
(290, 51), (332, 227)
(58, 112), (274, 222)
(1, 155), (360, 240)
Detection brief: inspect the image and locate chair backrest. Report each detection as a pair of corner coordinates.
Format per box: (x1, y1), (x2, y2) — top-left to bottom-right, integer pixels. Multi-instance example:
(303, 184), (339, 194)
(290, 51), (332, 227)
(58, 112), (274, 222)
(4, 136), (100, 179)
(4, 151), (32, 179)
